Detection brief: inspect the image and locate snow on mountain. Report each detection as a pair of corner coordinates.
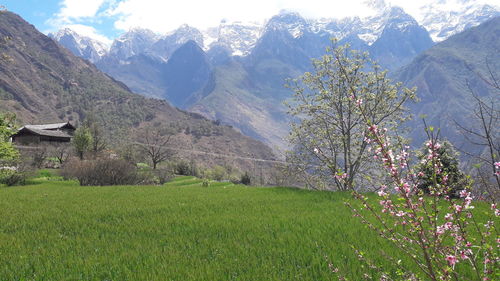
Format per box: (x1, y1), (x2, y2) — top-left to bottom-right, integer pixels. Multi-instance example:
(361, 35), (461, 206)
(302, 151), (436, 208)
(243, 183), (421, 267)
(203, 20), (262, 57)
(109, 28), (159, 59)
(416, 1), (499, 42)
(52, 1), (499, 63)
(148, 24), (204, 61)
(49, 28), (109, 63)
(265, 11), (310, 38)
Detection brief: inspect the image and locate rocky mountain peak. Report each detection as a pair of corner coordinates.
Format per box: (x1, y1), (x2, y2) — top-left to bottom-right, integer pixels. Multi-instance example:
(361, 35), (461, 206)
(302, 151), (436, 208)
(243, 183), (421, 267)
(204, 21), (262, 57)
(109, 27), (158, 59)
(417, 1), (499, 41)
(265, 11), (308, 36)
(49, 27), (108, 63)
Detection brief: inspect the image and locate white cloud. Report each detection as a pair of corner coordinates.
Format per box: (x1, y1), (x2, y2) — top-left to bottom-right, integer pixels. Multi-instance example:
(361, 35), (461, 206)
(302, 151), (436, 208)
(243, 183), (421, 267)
(45, 0), (111, 43)
(58, 0), (107, 22)
(106, 0), (382, 33)
(46, 0), (500, 40)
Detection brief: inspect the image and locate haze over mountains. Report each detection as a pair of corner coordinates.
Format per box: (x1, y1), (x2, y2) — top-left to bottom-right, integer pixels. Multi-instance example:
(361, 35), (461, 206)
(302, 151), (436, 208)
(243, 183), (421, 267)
(46, 1), (499, 150)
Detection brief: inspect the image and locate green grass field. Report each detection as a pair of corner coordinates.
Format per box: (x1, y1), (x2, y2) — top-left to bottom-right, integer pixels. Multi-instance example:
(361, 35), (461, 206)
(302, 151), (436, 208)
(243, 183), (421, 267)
(1, 175), (482, 280)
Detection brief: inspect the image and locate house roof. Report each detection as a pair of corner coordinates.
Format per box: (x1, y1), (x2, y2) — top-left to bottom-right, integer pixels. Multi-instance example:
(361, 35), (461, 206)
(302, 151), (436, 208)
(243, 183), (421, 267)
(23, 122), (75, 130)
(13, 127), (72, 139)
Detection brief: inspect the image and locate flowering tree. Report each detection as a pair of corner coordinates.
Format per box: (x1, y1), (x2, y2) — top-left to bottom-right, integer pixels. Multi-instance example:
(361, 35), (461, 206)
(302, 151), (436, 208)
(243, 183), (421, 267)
(338, 95), (499, 279)
(286, 42), (415, 190)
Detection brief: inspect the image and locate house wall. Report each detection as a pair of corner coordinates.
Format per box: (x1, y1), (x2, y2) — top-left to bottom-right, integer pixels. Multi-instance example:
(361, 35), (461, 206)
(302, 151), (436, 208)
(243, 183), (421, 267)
(40, 136), (71, 143)
(12, 134), (40, 145)
(13, 134), (71, 145)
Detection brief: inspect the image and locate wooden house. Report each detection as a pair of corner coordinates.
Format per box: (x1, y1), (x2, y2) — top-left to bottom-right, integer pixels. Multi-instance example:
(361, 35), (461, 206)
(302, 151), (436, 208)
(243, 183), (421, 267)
(11, 122), (76, 145)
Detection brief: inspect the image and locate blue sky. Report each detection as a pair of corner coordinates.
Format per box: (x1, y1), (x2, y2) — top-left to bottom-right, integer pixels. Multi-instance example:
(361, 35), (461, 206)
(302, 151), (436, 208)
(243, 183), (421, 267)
(1, 0), (498, 46)
(2, 0), (61, 31)
(2, 0), (121, 43)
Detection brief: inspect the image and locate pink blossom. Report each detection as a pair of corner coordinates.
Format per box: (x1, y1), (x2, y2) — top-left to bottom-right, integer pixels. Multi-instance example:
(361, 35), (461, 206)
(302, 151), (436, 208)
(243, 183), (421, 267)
(356, 99), (363, 106)
(334, 173), (347, 180)
(460, 250), (471, 260)
(436, 226), (445, 235)
(459, 190), (469, 198)
(446, 255), (457, 266)
(444, 213), (453, 221)
(377, 190), (387, 197)
(396, 211), (406, 217)
(443, 222), (453, 230)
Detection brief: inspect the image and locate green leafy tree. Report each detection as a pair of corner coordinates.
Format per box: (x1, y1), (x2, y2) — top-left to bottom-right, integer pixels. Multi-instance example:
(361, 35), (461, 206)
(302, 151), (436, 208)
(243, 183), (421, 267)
(415, 139), (469, 196)
(0, 113), (19, 161)
(286, 42), (415, 190)
(83, 113), (107, 154)
(72, 126), (92, 160)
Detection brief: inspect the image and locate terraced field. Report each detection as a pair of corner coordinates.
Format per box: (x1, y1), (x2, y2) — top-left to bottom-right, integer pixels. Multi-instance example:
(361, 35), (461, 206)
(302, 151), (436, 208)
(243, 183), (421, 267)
(0, 176), (490, 280)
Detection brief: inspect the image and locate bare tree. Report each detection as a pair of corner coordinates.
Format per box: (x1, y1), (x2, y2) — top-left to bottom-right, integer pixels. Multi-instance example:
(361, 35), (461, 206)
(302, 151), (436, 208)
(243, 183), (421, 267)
(138, 127), (176, 169)
(455, 61), (500, 195)
(48, 144), (71, 165)
(30, 146), (48, 168)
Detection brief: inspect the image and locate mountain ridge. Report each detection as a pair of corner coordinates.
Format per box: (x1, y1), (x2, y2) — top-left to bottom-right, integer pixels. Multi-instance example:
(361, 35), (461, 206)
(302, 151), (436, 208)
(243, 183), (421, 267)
(0, 11), (277, 169)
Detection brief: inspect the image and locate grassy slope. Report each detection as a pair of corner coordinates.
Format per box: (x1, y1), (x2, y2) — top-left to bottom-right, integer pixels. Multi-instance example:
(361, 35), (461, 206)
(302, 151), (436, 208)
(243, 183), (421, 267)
(0, 177), (408, 280)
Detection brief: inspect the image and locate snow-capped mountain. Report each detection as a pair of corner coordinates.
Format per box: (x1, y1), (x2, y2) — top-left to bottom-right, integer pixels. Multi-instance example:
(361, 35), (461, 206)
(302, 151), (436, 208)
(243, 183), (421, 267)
(417, 1), (499, 42)
(108, 28), (159, 59)
(203, 20), (262, 57)
(48, 28), (108, 63)
(148, 24), (204, 61)
(51, 1), (499, 64)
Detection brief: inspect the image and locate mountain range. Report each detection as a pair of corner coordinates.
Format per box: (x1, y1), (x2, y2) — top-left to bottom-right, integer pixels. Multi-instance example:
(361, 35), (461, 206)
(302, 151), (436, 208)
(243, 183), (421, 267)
(395, 16), (500, 151)
(0, 11), (277, 171)
(43, 1), (500, 150)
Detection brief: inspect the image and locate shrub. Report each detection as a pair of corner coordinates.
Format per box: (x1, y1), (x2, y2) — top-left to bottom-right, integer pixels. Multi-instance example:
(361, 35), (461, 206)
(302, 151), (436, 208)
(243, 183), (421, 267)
(415, 140), (469, 197)
(210, 165), (226, 181)
(240, 172), (251, 185)
(174, 160), (199, 177)
(175, 160), (191, 176)
(202, 179), (210, 187)
(0, 169), (27, 186)
(154, 168), (174, 184)
(61, 158), (143, 186)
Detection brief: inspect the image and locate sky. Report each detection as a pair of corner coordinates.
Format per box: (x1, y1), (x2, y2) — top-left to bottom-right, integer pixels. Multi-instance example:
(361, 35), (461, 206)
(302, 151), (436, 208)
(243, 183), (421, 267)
(1, 0), (499, 46)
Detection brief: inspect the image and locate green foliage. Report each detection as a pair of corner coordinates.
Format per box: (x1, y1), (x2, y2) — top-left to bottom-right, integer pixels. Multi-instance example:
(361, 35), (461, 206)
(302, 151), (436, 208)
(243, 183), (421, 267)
(0, 113), (19, 161)
(0, 169), (26, 186)
(240, 172), (251, 185)
(72, 126), (92, 160)
(202, 178), (210, 187)
(83, 113), (107, 154)
(174, 160), (199, 176)
(209, 165), (226, 181)
(415, 140), (469, 196)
